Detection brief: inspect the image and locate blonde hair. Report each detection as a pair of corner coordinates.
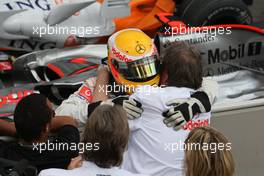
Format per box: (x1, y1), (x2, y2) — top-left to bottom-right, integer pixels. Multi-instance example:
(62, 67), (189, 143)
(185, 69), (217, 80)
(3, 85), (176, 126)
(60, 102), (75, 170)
(184, 126), (235, 176)
(82, 104), (129, 168)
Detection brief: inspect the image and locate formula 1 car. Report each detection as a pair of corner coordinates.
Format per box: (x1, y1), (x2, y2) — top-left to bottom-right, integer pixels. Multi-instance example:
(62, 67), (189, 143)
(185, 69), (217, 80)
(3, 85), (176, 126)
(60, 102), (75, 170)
(0, 0), (176, 52)
(155, 14), (264, 77)
(0, 45), (106, 118)
(0, 18), (263, 118)
(0, 0), (253, 52)
(0, 0), (254, 75)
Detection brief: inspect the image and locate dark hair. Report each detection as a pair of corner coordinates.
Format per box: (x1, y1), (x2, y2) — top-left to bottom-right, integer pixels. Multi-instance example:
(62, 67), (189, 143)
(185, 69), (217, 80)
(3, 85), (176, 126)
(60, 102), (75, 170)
(162, 42), (202, 89)
(14, 93), (53, 143)
(82, 105), (129, 168)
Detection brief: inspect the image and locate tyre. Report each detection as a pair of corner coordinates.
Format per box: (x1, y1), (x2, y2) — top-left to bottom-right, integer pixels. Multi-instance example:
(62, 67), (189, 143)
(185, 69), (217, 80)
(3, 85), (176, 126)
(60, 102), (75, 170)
(178, 0), (252, 26)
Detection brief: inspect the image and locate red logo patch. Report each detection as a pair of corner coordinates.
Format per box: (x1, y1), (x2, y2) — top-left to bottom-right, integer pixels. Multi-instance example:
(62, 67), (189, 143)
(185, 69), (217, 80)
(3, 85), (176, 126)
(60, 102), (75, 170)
(112, 47), (132, 62)
(0, 90), (34, 108)
(0, 61), (12, 71)
(182, 119), (209, 131)
(78, 85), (93, 103)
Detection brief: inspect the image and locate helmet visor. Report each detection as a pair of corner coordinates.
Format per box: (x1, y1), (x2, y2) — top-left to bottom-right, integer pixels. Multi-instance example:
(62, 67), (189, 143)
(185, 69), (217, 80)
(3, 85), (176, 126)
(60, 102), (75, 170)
(112, 55), (160, 80)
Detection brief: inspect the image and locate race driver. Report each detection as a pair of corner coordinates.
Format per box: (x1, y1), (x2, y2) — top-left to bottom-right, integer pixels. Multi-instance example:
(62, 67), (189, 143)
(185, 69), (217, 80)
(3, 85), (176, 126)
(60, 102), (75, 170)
(55, 28), (218, 130)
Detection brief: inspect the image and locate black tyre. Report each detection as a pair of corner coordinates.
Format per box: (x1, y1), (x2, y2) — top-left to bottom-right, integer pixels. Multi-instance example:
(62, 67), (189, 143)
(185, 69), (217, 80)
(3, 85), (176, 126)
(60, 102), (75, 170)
(178, 0), (252, 26)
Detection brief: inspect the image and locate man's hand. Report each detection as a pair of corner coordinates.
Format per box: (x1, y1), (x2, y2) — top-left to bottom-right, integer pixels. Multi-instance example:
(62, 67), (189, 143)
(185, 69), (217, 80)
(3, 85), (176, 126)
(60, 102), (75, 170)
(88, 96), (143, 120)
(163, 91), (211, 130)
(111, 96), (143, 120)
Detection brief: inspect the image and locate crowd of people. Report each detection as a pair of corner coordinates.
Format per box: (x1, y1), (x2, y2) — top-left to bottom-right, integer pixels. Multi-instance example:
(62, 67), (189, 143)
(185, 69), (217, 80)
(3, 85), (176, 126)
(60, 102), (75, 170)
(0, 29), (235, 176)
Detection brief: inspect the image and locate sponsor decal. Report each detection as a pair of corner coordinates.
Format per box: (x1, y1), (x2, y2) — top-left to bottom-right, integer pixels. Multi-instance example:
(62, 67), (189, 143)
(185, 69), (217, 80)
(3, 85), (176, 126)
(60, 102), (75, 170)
(135, 44), (146, 54)
(0, 61), (12, 71)
(8, 40), (56, 51)
(3, 0), (51, 11)
(182, 119), (209, 131)
(248, 42), (262, 56)
(164, 34), (215, 48)
(207, 42), (262, 65)
(112, 47), (132, 62)
(0, 90), (35, 108)
(77, 85), (93, 103)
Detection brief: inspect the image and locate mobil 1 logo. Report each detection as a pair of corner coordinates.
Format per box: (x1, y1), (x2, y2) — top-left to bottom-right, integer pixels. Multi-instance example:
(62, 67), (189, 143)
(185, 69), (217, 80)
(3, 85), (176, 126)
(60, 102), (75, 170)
(202, 41), (263, 76)
(248, 42), (262, 56)
(207, 41), (262, 65)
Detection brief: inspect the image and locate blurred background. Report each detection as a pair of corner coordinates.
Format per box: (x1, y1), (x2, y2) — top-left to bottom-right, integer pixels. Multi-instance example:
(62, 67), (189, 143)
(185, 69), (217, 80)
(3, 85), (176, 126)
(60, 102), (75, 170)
(250, 0), (264, 22)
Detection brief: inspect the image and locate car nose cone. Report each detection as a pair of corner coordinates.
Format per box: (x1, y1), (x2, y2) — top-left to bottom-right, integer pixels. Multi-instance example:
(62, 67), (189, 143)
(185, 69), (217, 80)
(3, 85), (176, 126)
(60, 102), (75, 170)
(3, 17), (22, 35)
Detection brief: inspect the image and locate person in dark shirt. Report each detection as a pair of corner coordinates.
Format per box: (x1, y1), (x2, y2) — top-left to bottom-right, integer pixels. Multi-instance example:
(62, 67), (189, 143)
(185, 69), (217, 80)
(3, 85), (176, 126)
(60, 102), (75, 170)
(0, 93), (80, 172)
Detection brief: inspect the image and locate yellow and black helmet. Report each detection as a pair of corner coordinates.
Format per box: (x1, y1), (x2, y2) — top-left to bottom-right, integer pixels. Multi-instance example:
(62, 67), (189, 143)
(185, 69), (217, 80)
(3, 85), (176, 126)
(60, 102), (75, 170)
(108, 28), (160, 94)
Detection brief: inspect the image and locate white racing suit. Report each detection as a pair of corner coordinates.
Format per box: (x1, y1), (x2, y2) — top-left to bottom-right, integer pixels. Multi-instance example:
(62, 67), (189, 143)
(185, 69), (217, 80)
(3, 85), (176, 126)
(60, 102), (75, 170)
(55, 76), (97, 129)
(55, 76), (219, 129)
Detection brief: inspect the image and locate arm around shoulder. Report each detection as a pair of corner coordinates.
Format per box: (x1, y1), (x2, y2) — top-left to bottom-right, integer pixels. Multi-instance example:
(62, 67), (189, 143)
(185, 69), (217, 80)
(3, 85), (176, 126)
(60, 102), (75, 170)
(200, 78), (219, 104)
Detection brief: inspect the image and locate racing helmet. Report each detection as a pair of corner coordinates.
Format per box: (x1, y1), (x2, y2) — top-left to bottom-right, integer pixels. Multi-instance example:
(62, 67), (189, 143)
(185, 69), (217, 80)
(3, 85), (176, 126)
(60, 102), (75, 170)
(108, 28), (160, 94)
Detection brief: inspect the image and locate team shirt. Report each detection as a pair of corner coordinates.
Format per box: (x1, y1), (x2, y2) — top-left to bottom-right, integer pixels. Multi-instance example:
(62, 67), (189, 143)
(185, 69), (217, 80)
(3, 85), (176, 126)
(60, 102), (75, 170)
(39, 161), (149, 176)
(122, 85), (211, 176)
